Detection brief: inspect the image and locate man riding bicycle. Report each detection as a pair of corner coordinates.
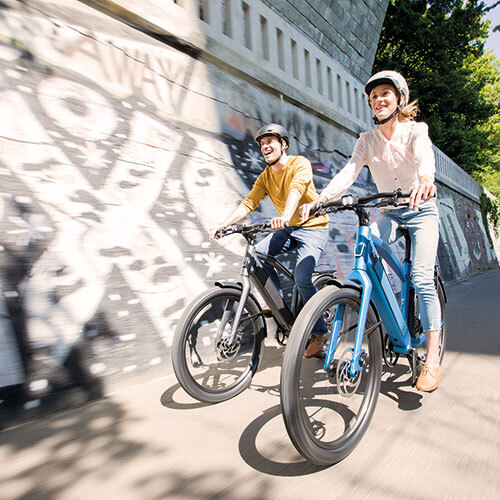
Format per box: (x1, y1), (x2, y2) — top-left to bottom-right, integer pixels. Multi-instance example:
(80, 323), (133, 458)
(209, 123), (329, 357)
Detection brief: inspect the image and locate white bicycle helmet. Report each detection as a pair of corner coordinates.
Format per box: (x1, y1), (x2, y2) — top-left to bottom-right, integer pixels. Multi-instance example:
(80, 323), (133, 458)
(365, 70), (409, 106)
(365, 71), (410, 124)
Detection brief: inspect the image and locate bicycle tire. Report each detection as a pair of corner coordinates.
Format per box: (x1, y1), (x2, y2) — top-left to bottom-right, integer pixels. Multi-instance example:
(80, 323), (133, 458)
(281, 287), (382, 465)
(437, 281), (447, 362)
(172, 287), (265, 403)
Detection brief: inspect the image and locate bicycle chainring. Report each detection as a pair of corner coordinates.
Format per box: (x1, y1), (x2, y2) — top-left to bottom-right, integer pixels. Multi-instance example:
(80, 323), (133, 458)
(383, 334), (400, 367)
(275, 327), (288, 346)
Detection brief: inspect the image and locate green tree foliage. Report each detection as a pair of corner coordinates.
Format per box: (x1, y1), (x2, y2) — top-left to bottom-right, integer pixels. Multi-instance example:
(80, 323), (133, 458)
(468, 50), (500, 197)
(373, 0), (500, 178)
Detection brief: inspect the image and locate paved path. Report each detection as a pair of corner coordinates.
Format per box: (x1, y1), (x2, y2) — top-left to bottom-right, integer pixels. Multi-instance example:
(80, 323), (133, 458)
(1, 268), (499, 500)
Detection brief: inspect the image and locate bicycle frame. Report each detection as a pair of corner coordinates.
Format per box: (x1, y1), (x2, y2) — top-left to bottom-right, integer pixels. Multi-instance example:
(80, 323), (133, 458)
(324, 209), (425, 378)
(221, 234), (298, 345)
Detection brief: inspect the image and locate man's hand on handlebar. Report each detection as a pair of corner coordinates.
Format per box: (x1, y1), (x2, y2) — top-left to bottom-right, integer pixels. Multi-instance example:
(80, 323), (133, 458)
(299, 202), (313, 222)
(410, 176), (436, 210)
(209, 226), (225, 242)
(270, 216), (290, 231)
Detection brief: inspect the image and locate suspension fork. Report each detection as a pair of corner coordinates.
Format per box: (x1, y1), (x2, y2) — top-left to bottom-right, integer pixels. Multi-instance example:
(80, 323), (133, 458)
(323, 275), (373, 377)
(323, 303), (346, 371)
(349, 272), (373, 377)
(219, 246), (254, 345)
(224, 276), (251, 344)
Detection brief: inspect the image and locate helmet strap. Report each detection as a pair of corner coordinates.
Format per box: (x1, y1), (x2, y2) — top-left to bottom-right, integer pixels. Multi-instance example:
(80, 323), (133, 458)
(372, 92), (404, 126)
(265, 144), (286, 167)
(373, 106), (400, 125)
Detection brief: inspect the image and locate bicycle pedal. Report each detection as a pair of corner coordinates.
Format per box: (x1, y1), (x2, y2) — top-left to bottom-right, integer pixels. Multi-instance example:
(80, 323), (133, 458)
(314, 350), (326, 359)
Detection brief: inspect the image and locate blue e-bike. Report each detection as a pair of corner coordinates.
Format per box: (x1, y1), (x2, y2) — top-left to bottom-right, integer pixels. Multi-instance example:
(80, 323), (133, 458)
(280, 190), (446, 465)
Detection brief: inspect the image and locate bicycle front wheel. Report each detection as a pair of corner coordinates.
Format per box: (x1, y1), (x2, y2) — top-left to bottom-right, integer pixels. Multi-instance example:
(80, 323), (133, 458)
(281, 287), (382, 465)
(172, 287), (265, 403)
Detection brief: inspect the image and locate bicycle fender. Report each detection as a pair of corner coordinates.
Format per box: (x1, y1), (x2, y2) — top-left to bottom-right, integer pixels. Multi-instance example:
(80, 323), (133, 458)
(330, 279), (363, 292)
(312, 273), (339, 287)
(214, 281), (243, 290)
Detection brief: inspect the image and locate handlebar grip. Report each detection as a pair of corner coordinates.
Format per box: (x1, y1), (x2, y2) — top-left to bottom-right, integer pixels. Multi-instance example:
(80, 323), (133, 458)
(215, 226), (230, 238)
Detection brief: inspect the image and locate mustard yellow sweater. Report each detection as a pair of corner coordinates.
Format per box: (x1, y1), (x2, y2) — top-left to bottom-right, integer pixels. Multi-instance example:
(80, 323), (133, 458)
(240, 155), (329, 229)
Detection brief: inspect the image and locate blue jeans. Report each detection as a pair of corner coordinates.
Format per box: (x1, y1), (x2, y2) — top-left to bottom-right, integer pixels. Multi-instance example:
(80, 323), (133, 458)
(370, 200), (441, 331)
(255, 226), (329, 334)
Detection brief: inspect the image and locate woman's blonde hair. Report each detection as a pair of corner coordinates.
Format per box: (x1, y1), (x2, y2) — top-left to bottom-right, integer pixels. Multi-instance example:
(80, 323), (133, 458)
(399, 99), (419, 122)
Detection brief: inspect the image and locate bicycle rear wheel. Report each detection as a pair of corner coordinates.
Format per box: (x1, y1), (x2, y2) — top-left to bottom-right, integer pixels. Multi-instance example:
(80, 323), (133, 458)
(281, 287), (382, 465)
(172, 287), (265, 403)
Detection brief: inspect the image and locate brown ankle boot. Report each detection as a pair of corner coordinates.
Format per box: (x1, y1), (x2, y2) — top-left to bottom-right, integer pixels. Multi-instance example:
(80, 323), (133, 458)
(304, 334), (326, 358)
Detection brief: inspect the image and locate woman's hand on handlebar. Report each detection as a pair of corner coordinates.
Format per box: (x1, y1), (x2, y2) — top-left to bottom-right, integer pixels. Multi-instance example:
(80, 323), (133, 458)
(410, 175), (436, 210)
(300, 195), (326, 221)
(299, 202), (315, 221)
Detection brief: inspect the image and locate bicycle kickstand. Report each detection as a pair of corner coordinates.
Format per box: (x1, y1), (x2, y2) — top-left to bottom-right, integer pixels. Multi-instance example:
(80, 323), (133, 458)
(275, 326), (288, 346)
(410, 350), (417, 387)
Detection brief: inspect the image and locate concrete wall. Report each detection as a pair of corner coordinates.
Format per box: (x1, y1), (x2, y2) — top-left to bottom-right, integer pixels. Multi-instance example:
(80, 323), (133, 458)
(260, 0), (388, 82)
(0, 0), (497, 420)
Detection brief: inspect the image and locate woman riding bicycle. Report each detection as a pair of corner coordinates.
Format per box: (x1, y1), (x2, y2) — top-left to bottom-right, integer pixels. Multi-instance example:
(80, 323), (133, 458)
(300, 71), (442, 392)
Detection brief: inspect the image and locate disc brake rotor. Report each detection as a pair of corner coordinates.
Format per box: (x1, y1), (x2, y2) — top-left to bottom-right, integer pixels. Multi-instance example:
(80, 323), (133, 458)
(215, 325), (242, 360)
(336, 348), (362, 397)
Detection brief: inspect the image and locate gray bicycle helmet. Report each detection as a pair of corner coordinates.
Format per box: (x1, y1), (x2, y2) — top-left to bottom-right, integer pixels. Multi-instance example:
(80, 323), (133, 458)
(365, 70), (409, 106)
(254, 123), (290, 147)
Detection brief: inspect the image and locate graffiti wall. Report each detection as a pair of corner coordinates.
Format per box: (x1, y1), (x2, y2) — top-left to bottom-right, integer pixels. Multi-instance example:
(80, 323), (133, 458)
(436, 186), (496, 282)
(0, 5), (496, 418)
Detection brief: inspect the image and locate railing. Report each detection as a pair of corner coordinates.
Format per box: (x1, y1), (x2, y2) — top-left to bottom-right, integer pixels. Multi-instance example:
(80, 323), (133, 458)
(433, 146), (483, 202)
(115, 0), (373, 131)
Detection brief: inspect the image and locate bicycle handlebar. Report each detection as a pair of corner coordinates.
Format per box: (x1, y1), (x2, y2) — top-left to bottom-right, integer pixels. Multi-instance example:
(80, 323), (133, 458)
(215, 221), (272, 239)
(313, 189), (412, 216)
(216, 191), (415, 237)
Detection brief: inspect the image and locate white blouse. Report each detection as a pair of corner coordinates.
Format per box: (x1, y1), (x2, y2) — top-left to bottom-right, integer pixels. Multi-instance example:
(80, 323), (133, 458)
(321, 121), (436, 201)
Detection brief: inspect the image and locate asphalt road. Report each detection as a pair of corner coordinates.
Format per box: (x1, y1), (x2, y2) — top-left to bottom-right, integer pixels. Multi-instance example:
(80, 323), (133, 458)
(1, 268), (499, 500)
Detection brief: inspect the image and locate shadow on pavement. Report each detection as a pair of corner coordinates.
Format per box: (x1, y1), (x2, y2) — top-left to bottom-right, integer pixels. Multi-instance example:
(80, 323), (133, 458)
(159, 381), (211, 410)
(380, 363), (423, 411)
(160, 344), (285, 409)
(238, 404), (328, 476)
(0, 397), (150, 499)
